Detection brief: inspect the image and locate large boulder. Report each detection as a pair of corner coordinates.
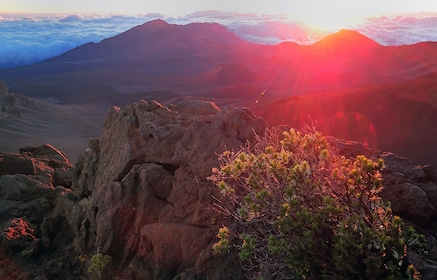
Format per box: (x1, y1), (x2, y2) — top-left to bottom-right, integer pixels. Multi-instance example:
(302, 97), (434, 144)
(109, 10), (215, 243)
(0, 145), (76, 279)
(380, 153), (437, 226)
(69, 100), (266, 278)
(0, 144), (73, 187)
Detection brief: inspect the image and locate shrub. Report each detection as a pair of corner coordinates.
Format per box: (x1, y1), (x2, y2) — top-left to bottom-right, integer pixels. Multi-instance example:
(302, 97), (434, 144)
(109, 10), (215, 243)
(209, 127), (426, 280)
(88, 249), (112, 279)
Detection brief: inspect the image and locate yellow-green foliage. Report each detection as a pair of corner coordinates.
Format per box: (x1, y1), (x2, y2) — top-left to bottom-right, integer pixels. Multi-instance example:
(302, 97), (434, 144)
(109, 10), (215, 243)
(88, 252), (112, 279)
(213, 226), (231, 254)
(209, 127), (426, 280)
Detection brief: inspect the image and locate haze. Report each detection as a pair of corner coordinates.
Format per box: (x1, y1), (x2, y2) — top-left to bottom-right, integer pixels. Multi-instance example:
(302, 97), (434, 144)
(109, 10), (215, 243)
(3, 0), (437, 27)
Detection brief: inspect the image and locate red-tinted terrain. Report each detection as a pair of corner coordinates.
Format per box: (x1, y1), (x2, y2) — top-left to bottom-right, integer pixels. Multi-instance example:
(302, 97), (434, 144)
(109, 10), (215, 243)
(0, 19), (436, 165)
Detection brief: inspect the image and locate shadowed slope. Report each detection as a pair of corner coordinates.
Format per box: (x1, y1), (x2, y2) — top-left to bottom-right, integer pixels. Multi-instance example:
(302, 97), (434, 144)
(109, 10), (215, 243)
(251, 72), (437, 166)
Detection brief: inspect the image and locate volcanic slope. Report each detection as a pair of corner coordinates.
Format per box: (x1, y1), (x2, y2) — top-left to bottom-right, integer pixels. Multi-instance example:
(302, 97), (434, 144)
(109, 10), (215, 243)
(1, 21), (437, 104)
(252, 71), (437, 166)
(1, 20), (437, 166)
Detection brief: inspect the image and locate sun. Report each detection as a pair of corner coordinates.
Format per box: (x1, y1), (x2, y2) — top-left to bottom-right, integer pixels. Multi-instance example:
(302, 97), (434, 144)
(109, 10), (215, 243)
(297, 11), (358, 31)
(283, 1), (383, 31)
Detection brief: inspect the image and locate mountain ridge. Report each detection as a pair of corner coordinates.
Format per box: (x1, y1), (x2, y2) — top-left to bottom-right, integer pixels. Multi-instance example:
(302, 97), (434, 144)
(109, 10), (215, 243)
(1, 19), (437, 166)
(49, 19), (246, 64)
(3, 20), (437, 96)
(312, 29), (381, 53)
(2, 20), (437, 105)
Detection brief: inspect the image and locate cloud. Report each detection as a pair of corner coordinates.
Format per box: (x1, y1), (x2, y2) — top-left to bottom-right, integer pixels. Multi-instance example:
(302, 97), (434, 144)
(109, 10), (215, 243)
(0, 11), (437, 69)
(59, 14), (84, 22)
(0, 13), (163, 68)
(227, 21), (328, 45)
(355, 13), (437, 45)
(0, 11), (320, 69)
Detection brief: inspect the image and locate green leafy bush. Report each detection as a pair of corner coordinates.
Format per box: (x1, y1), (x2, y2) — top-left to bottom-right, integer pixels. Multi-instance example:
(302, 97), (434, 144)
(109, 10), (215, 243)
(209, 127), (426, 280)
(88, 250), (112, 279)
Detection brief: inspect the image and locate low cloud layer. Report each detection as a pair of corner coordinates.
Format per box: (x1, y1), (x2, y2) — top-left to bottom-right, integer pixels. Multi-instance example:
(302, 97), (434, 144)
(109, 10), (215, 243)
(352, 13), (437, 46)
(1, 11), (437, 69)
(0, 14), (163, 68)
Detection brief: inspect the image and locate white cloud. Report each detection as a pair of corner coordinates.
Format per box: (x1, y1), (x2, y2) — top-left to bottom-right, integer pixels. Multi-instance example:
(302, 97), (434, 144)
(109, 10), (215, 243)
(0, 13), (162, 68)
(355, 13), (437, 45)
(227, 21), (328, 45)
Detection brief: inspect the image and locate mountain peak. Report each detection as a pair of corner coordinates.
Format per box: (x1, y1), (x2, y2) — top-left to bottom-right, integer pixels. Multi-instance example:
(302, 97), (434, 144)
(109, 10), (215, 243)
(143, 18), (169, 28)
(49, 19), (244, 64)
(313, 29), (380, 54)
(130, 18), (171, 32)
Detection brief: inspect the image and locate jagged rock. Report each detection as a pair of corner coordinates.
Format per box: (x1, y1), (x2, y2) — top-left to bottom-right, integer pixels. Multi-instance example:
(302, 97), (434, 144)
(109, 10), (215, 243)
(0, 154), (38, 175)
(423, 165), (437, 184)
(0, 174), (73, 234)
(0, 144), (73, 187)
(69, 100), (266, 278)
(19, 143), (70, 164)
(380, 153), (437, 226)
(383, 181), (436, 224)
(168, 100), (221, 118)
(72, 138), (100, 197)
(0, 145), (76, 279)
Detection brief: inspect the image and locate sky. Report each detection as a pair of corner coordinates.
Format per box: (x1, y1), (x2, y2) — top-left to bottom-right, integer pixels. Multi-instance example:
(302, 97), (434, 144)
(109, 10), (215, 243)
(1, 1), (437, 68)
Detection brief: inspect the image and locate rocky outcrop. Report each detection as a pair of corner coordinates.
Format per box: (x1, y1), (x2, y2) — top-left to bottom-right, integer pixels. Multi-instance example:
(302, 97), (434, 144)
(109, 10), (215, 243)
(0, 143), (73, 187)
(0, 100), (263, 279)
(67, 100), (266, 279)
(0, 144), (75, 279)
(380, 153), (437, 226)
(1, 100), (437, 279)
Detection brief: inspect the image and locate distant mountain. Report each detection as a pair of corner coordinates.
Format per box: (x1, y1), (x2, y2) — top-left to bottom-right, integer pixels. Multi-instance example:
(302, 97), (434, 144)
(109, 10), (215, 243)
(0, 20), (254, 102)
(312, 29), (381, 55)
(2, 20), (437, 102)
(1, 19), (437, 165)
(49, 19), (246, 64)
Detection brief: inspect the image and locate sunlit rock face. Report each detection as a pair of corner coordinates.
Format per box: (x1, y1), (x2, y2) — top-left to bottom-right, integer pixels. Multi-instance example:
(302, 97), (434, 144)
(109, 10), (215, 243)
(71, 100), (266, 279)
